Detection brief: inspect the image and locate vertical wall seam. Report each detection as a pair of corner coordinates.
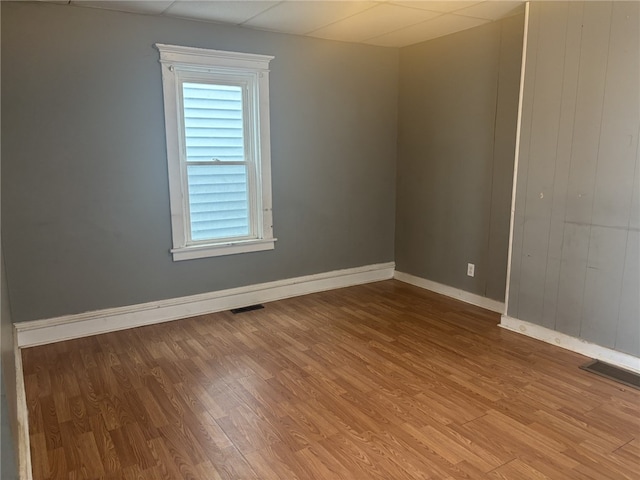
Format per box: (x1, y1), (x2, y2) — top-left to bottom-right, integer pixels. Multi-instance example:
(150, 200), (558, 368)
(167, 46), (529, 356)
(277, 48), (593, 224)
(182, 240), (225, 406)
(484, 24), (502, 299)
(613, 123), (640, 351)
(577, 2), (613, 339)
(519, 4), (537, 306)
(555, 1), (585, 332)
(540, 2), (570, 329)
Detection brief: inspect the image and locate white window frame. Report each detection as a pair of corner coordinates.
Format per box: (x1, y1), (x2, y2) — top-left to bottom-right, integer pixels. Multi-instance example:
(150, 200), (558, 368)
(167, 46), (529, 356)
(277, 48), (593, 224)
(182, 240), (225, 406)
(156, 43), (275, 261)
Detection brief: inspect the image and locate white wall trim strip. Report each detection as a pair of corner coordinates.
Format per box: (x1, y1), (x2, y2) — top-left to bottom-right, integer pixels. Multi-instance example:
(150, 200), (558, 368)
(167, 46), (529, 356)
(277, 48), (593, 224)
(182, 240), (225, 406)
(394, 271), (505, 313)
(500, 315), (640, 374)
(15, 262), (395, 348)
(503, 1), (531, 315)
(14, 335), (33, 480)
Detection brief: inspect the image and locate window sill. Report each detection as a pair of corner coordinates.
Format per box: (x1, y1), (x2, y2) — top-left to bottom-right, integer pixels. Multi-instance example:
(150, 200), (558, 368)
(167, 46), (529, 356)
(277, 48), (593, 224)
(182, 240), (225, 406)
(171, 238), (276, 261)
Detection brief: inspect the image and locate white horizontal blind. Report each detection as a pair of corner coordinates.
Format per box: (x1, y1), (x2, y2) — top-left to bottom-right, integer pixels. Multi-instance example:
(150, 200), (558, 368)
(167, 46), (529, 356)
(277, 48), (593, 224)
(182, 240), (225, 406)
(182, 83), (250, 241)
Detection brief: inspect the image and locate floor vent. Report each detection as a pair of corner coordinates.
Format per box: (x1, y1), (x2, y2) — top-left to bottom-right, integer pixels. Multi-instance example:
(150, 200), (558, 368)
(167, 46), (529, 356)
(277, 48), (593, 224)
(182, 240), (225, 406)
(580, 360), (640, 390)
(230, 304), (265, 314)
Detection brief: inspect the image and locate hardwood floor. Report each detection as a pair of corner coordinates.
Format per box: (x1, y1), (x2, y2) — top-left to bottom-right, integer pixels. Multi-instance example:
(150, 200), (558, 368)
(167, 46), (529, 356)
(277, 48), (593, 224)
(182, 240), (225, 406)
(22, 280), (640, 479)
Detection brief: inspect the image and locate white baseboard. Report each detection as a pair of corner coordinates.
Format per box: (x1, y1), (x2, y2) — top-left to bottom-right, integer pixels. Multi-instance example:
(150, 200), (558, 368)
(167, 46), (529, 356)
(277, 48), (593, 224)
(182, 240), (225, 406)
(394, 271), (505, 313)
(500, 315), (640, 374)
(15, 262), (395, 348)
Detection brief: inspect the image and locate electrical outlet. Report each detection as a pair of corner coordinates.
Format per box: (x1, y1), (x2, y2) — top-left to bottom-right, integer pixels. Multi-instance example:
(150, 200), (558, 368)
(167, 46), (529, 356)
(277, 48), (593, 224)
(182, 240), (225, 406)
(467, 263), (475, 277)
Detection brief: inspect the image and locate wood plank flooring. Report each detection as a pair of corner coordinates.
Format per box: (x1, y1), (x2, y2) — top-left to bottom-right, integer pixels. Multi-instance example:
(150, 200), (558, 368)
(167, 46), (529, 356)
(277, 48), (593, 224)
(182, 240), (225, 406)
(22, 280), (640, 479)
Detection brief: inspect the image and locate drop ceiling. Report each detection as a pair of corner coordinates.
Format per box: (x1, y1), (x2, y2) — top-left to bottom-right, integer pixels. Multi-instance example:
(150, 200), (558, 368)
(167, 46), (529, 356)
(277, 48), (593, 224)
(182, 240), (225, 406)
(51, 1), (525, 47)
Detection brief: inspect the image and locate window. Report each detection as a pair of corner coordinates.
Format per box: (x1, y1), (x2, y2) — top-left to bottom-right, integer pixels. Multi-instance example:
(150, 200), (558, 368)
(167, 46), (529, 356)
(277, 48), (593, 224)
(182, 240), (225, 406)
(156, 44), (275, 261)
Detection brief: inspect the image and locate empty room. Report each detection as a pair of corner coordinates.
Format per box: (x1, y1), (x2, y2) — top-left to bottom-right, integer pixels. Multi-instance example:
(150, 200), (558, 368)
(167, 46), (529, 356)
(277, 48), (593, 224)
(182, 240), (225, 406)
(1, 1), (638, 479)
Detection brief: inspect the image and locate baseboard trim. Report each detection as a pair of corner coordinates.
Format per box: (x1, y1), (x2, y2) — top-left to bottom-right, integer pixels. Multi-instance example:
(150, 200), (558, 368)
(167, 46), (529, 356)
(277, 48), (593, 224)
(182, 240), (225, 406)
(15, 262), (395, 348)
(394, 271), (505, 313)
(500, 315), (640, 374)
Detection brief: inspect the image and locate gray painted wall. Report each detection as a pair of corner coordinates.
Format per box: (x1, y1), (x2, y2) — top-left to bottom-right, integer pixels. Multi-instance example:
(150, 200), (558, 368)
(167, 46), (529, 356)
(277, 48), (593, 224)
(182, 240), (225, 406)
(1, 250), (18, 480)
(0, 3), (18, 475)
(508, 1), (639, 356)
(1, 2), (398, 322)
(395, 15), (524, 301)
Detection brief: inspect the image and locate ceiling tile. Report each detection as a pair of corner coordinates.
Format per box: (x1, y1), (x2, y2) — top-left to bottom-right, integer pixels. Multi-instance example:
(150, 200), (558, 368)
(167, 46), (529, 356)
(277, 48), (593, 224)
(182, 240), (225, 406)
(71, 1), (173, 14)
(65, 0), (526, 48)
(389, 1), (483, 13)
(309, 3), (441, 43)
(245, 1), (377, 35)
(164, 1), (279, 25)
(455, 1), (524, 20)
(365, 13), (489, 47)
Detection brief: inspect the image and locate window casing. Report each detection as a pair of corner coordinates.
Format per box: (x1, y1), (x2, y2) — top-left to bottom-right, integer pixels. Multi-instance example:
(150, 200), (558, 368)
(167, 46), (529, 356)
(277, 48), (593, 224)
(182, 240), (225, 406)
(156, 44), (275, 261)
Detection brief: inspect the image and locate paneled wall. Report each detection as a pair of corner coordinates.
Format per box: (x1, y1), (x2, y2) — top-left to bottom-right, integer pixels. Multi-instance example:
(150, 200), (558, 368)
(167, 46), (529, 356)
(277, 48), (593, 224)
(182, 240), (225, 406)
(508, 1), (639, 356)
